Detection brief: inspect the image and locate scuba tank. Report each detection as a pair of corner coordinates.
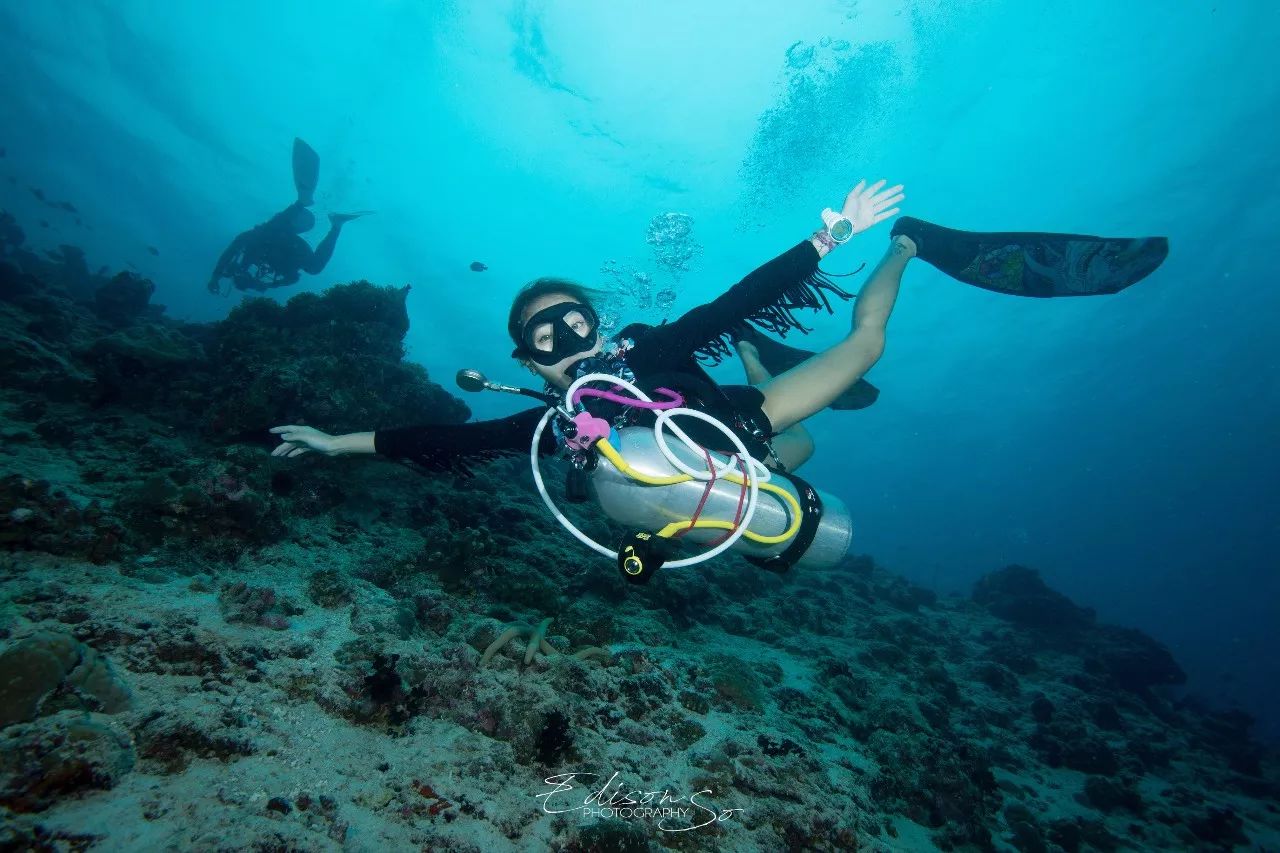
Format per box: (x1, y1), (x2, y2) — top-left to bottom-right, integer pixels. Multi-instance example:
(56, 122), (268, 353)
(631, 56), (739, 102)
(456, 368), (854, 583)
(591, 426), (853, 572)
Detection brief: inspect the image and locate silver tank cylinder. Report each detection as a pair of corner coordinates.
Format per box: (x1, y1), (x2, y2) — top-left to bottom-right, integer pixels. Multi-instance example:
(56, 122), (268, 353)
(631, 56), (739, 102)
(589, 426), (852, 570)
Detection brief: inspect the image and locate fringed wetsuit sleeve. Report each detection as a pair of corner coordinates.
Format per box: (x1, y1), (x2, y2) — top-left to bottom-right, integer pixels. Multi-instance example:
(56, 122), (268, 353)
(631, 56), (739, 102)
(374, 407), (556, 476)
(637, 240), (855, 365)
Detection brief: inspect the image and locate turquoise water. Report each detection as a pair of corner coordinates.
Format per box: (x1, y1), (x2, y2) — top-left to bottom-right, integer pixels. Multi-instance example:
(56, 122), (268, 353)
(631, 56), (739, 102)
(1, 0), (1276, 745)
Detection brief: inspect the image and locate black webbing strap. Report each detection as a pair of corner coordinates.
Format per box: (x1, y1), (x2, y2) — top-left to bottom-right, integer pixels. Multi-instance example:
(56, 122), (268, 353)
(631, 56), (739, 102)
(746, 472), (824, 574)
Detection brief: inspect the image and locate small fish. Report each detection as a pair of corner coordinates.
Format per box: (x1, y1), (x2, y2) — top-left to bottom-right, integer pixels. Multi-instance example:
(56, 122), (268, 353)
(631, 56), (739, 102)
(56, 201), (77, 213)
(38, 219), (48, 228)
(146, 245), (159, 256)
(469, 261), (488, 272)
(30, 187), (46, 202)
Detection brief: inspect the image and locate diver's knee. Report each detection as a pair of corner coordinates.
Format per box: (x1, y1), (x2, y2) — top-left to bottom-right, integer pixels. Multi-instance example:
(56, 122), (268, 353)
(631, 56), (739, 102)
(771, 429), (814, 471)
(851, 324), (887, 357)
(791, 433), (815, 468)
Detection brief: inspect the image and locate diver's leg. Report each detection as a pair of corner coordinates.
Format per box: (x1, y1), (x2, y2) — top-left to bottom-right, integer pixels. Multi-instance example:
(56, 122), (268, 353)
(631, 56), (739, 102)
(303, 224), (342, 275)
(758, 234), (915, 432)
(737, 339), (815, 471)
(736, 339), (771, 385)
(303, 213), (368, 275)
(768, 428), (815, 472)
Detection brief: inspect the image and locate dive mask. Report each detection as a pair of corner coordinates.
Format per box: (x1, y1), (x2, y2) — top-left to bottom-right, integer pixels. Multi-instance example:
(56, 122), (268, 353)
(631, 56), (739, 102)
(518, 301), (599, 366)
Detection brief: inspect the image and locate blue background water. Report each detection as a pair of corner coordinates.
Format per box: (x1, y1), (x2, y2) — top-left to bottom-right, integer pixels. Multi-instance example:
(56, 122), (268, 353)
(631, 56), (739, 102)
(1, 1), (1276, 739)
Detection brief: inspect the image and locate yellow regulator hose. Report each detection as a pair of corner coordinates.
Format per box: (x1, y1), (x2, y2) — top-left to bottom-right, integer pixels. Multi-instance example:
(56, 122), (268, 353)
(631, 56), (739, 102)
(594, 439), (802, 545)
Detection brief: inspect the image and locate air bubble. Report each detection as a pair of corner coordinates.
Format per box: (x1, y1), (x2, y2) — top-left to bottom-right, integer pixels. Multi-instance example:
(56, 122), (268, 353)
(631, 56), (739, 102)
(645, 213), (702, 280)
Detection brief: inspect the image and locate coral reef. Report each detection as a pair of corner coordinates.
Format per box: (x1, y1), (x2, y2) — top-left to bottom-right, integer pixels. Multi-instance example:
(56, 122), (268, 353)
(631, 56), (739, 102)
(218, 581), (302, 631)
(203, 281), (469, 437)
(972, 563), (1096, 636)
(0, 711), (135, 814)
(0, 631), (130, 726)
(0, 226), (1276, 850)
(0, 476), (124, 564)
(92, 272), (156, 327)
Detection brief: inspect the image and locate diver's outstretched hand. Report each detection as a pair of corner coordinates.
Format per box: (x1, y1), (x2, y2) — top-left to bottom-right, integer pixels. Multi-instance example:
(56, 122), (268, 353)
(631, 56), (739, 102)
(270, 424), (338, 458)
(840, 179), (905, 235)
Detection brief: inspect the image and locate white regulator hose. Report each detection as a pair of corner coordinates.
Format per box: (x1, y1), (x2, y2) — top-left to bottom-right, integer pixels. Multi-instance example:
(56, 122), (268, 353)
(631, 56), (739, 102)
(529, 373), (772, 569)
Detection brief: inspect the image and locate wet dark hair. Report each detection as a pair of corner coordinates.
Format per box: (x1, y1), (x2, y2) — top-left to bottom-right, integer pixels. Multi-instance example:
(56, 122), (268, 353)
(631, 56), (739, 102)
(507, 277), (604, 358)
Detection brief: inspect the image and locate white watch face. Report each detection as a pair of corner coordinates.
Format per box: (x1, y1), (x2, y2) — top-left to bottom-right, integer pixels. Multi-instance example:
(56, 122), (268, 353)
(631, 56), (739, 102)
(830, 218), (853, 241)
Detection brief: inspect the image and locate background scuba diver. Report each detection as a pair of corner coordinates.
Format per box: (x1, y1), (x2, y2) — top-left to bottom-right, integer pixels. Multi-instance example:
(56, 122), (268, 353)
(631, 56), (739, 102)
(266, 177), (1167, 480)
(207, 138), (369, 295)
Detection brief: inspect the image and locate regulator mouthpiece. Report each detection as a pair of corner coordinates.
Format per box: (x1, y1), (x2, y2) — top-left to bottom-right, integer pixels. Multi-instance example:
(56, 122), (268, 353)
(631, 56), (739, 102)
(456, 369), (490, 393)
(455, 367), (560, 408)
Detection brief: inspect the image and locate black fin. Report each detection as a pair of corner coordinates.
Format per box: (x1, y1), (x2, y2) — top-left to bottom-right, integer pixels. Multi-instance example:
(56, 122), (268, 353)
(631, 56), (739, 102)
(292, 138), (320, 207)
(891, 216), (1168, 297)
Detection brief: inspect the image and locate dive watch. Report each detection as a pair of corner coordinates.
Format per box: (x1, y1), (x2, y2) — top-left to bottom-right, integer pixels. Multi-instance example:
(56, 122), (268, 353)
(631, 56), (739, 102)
(821, 207), (854, 244)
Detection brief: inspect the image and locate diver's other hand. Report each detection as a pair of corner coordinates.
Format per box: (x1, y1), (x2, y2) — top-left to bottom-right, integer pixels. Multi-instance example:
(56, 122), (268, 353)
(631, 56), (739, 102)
(207, 277), (222, 295)
(270, 425), (338, 458)
(840, 179), (905, 235)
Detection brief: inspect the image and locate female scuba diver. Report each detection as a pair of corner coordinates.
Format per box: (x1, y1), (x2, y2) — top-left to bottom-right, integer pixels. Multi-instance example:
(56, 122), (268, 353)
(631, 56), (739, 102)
(268, 177), (1168, 580)
(272, 178), (906, 467)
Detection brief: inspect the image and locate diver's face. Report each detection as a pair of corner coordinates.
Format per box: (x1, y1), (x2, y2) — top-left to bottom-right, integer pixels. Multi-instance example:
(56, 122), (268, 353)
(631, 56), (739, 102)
(520, 292), (602, 389)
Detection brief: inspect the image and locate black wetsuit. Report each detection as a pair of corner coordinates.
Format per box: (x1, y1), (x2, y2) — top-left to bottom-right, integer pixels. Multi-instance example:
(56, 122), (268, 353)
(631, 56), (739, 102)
(210, 206), (344, 292)
(376, 240), (850, 473)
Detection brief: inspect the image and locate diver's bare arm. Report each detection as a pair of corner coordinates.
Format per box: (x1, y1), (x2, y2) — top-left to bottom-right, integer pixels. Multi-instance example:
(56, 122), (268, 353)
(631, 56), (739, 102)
(331, 432), (376, 454)
(269, 426), (373, 458)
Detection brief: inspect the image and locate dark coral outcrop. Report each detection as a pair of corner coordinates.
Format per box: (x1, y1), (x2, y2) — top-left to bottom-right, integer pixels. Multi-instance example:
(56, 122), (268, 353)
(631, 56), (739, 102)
(972, 564), (1095, 637)
(203, 282), (468, 436)
(1, 235), (470, 565)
